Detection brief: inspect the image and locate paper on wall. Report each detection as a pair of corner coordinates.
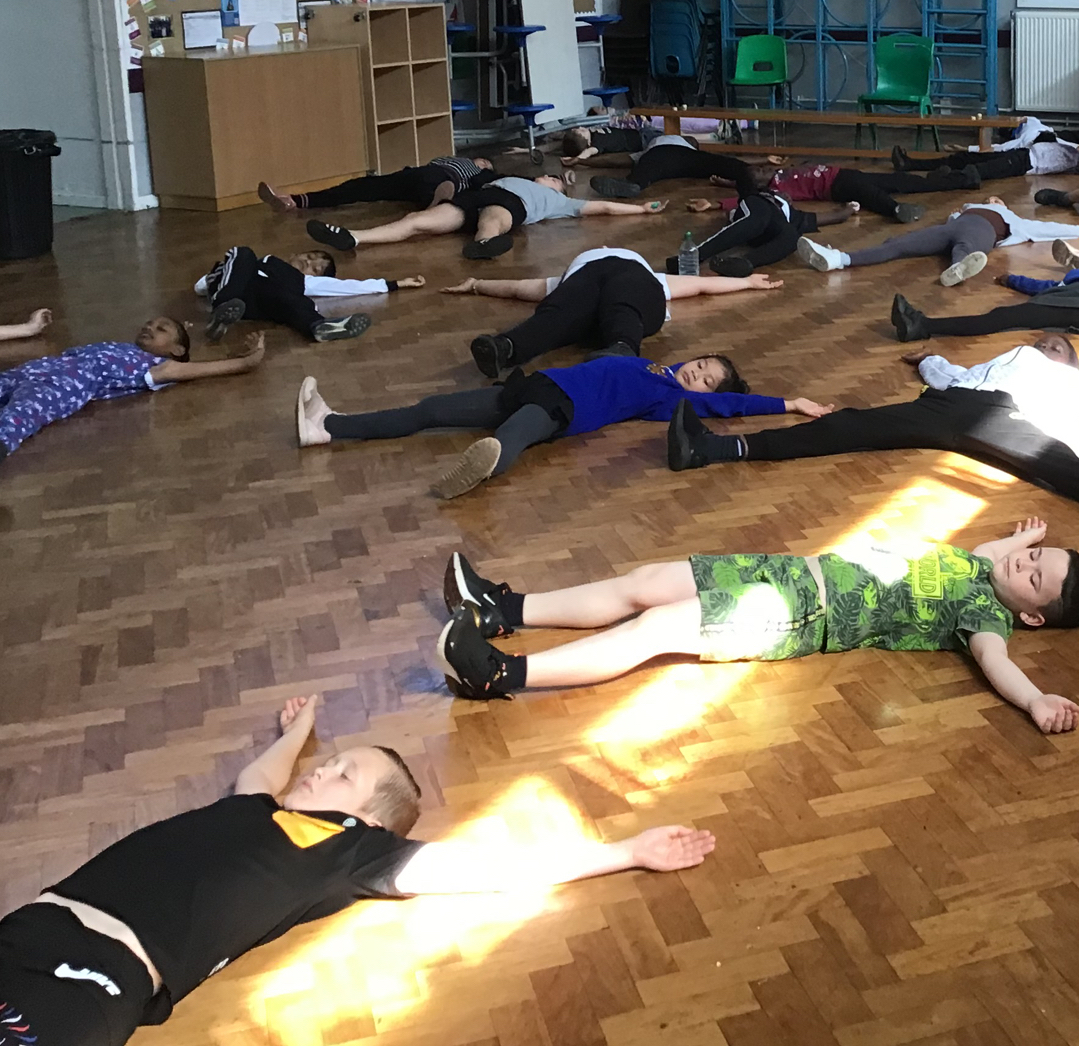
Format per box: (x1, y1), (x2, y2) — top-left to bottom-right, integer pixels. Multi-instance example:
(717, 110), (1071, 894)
(149, 40), (165, 55)
(242, 0), (296, 24)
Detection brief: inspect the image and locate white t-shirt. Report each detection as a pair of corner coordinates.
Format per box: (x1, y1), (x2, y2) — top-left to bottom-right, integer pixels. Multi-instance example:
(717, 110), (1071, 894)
(545, 247), (672, 321)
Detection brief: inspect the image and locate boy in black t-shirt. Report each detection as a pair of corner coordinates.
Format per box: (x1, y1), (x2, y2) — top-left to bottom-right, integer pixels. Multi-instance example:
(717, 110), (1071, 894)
(0, 696), (714, 1046)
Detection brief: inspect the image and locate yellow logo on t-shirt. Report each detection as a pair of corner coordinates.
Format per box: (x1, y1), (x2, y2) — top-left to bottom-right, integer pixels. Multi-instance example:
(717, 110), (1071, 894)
(909, 551), (943, 600)
(272, 810), (345, 848)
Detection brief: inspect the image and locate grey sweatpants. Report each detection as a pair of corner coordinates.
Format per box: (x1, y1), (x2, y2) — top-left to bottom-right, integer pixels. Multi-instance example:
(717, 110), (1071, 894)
(847, 212), (998, 268)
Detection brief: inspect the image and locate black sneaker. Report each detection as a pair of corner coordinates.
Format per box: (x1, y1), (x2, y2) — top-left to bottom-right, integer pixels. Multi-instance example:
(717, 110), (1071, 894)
(709, 255), (754, 277)
(312, 313), (371, 342)
(436, 604), (514, 700)
(443, 552), (515, 637)
(960, 164), (982, 189)
(206, 298), (246, 342)
(590, 176), (642, 198)
(1035, 188), (1073, 208)
(664, 256), (679, 276)
(470, 334), (514, 378)
(891, 145), (910, 170)
(891, 293), (930, 342)
(894, 203), (925, 224)
(306, 220), (357, 251)
(667, 398), (709, 471)
(463, 233), (513, 260)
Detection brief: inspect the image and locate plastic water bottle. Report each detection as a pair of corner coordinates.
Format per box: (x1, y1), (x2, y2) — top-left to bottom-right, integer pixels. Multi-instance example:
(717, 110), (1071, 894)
(678, 231), (699, 276)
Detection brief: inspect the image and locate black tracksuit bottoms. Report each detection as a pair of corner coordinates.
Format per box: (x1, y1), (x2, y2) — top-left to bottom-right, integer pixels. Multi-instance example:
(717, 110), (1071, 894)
(208, 246), (323, 337)
(739, 386), (1079, 502)
(296, 164), (455, 209)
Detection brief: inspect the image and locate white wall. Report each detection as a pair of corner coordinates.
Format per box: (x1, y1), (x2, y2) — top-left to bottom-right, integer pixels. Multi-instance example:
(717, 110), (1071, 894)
(0, 0), (155, 208)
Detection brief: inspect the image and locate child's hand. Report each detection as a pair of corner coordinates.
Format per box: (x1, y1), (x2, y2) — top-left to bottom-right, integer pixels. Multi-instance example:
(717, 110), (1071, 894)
(560, 156), (579, 167)
(944, 143), (965, 153)
(643, 200), (668, 214)
(786, 398), (835, 417)
(1014, 517), (1047, 540)
(846, 201), (861, 213)
(399, 276), (425, 289)
(27, 308), (52, 334)
(1029, 693), (1079, 733)
(441, 278), (477, 295)
(745, 273), (783, 290)
(901, 348), (931, 365)
(686, 198), (713, 212)
(239, 331), (266, 368)
(995, 274), (1012, 286)
(280, 694), (318, 734)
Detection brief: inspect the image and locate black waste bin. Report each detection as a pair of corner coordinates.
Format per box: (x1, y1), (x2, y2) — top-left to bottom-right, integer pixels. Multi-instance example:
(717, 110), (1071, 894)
(0, 129), (62, 261)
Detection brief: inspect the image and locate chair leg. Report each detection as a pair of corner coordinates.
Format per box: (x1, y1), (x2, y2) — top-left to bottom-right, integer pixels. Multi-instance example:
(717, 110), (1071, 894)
(870, 122), (878, 150)
(932, 124), (942, 151)
(915, 124), (923, 150)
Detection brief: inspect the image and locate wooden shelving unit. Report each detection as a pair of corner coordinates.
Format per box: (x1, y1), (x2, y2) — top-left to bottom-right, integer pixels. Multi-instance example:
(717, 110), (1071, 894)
(308, 2), (453, 173)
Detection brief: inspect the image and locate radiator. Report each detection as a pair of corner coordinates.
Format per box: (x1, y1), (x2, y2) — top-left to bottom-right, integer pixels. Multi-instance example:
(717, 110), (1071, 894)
(1012, 10), (1079, 111)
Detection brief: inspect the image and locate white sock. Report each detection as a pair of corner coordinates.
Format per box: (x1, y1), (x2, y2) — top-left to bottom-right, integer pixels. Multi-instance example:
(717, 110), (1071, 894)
(840, 252), (851, 267)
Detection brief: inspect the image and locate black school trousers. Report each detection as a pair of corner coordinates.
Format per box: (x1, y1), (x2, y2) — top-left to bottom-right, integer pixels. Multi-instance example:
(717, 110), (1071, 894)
(296, 164), (452, 209)
(208, 246), (323, 337)
(925, 302), (1079, 337)
(903, 147), (1033, 180)
(829, 168), (971, 218)
(502, 257), (668, 366)
(739, 386), (1079, 502)
(696, 195), (817, 269)
(630, 145), (755, 195)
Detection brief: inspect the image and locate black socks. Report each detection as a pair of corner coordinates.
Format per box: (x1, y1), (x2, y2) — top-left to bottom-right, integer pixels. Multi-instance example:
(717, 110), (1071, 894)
(501, 653), (527, 690)
(700, 433), (747, 462)
(502, 591), (525, 627)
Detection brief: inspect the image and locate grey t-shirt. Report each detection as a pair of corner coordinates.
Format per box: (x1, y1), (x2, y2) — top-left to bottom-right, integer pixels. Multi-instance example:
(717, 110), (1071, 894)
(492, 177), (588, 223)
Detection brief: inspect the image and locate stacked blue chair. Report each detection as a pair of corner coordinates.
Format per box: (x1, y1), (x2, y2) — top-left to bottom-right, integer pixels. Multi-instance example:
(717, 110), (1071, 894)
(578, 14), (629, 108)
(650, 0), (703, 80)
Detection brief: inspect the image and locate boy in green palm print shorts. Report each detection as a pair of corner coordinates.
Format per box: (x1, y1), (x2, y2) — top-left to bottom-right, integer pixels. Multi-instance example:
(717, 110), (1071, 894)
(436, 518), (1079, 733)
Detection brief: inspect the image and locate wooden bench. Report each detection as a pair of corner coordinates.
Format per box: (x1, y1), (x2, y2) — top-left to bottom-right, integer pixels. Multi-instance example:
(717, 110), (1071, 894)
(630, 106), (1023, 161)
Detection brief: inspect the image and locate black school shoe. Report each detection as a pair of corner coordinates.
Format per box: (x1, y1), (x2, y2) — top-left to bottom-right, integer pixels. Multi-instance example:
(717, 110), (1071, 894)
(1035, 188), (1073, 208)
(891, 293), (930, 342)
(891, 144), (911, 170)
(306, 220), (357, 251)
(436, 604), (515, 700)
(709, 255), (754, 277)
(206, 298), (246, 342)
(312, 314), (371, 342)
(894, 203), (926, 224)
(470, 334), (514, 378)
(667, 398), (709, 471)
(590, 176), (642, 198)
(463, 234), (513, 260)
(443, 552), (515, 638)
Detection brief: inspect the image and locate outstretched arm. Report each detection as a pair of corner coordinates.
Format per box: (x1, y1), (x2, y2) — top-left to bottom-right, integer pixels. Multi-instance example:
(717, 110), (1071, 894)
(0, 308), (52, 342)
(235, 695), (319, 795)
(581, 199), (668, 217)
(972, 516), (1048, 564)
(666, 273), (783, 297)
(817, 202), (859, 227)
(996, 272), (1058, 296)
(441, 277), (549, 301)
(969, 631), (1078, 733)
(148, 331), (265, 385)
(394, 824), (716, 895)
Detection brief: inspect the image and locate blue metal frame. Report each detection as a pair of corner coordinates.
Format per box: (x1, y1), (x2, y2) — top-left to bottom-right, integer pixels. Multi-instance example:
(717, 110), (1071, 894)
(719, 0), (997, 113)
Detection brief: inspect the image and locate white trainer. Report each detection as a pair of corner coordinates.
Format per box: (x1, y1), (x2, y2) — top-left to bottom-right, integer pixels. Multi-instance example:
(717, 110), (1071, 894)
(1052, 238), (1079, 268)
(940, 251), (987, 287)
(797, 237), (846, 272)
(296, 376), (333, 447)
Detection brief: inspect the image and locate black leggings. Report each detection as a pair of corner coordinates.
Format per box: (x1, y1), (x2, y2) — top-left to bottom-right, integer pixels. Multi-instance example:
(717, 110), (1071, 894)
(209, 247), (323, 337)
(504, 257), (667, 367)
(0, 904), (158, 1046)
(630, 145), (755, 195)
(926, 302), (1079, 337)
(740, 387), (1079, 502)
(903, 147), (1032, 180)
(829, 167), (970, 218)
(297, 165), (451, 209)
(697, 196), (812, 269)
(324, 386), (561, 476)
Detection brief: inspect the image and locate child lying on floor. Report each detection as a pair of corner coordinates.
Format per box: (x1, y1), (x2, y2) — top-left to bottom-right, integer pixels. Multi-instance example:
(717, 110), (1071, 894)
(195, 246), (424, 343)
(0, 320), (264, 463)
(436, 519), (1079, 734)
(296, 351), (832, 499)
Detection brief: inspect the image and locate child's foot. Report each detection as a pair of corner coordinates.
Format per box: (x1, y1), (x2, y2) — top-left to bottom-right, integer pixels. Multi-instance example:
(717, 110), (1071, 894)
(960, 164), (981, 189)
(206, 298), (246, 342)
(312, 313), (371, 342)
(470, 334), (514, 378)
(1035, 188), (1071, 207)
(891, 144), (911, 170)
(708, 255), (753, 278)
(894, 202), (925, 223)
(443, 552), (515, 637)
(462, 234), (513, 260)
(296, 376), (334, 447)
(1052, 238), (1079, 268)
(306, 220), (357, 251)
(436, 605), (515, 700)
(797, 237), (846, 272)
(431, 437), (501, 499)
(589, 176), (642, 198)
(258, 181), (297, 212)
(891, 293), (931, 342)
(940, 251), (987, 286)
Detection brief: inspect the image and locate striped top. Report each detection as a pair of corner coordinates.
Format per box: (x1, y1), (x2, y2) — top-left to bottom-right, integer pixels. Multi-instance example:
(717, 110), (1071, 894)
(429, 156), (488, 190)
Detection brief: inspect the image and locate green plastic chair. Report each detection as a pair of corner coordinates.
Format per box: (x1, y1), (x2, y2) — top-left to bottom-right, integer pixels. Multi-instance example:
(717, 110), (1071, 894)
(727, 34), (790, 109)
(856, 34), (942, 151)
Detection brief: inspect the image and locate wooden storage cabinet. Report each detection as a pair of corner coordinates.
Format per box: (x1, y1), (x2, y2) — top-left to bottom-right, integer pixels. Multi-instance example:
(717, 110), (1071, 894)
(143, 44), (369, 210)
(307, 2), (453, 172)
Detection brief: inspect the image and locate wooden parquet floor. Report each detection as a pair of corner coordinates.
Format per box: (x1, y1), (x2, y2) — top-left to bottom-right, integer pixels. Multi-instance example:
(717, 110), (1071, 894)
(3, 148), (1079, 1046)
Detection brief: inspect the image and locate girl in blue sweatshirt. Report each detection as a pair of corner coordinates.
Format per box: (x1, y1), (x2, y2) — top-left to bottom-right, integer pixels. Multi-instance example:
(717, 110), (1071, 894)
(295, 354), (832, 498)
